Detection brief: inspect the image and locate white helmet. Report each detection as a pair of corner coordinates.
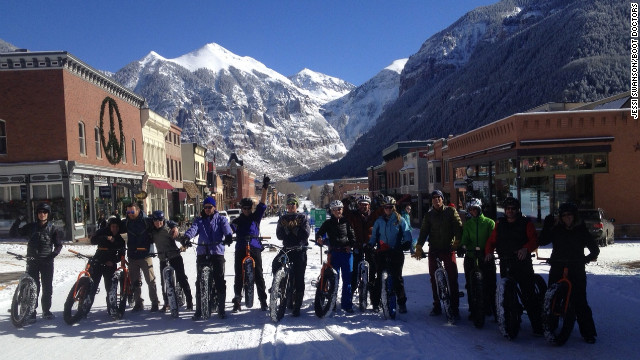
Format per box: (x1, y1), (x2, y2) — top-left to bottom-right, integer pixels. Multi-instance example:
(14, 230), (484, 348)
(329, 200), (344, 210)
(467, 198), (482, 212)
(357, 195), (371, 204)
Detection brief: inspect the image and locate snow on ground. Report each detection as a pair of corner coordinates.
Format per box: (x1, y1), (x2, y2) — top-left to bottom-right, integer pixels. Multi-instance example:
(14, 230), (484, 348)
(0, 204), (639, 359)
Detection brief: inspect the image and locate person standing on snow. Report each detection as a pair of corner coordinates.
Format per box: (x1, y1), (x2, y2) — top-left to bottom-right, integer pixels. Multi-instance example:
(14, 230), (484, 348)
(89, 216), (126, 311)
(229, 174), (271, 312)
(316, 200), (356, 313)
(184, 196), (233, 320)
(414, 190), (463, 319)
(10, 202), (62, 321)
(459, 198), (496, 320)
(274, 194), (311, 317)
(538, 202), (599, 344)
(368, 196), (412, 314)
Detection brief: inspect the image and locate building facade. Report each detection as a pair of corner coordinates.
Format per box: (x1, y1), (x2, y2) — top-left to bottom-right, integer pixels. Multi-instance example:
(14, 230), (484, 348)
(165, 123), (185, 219)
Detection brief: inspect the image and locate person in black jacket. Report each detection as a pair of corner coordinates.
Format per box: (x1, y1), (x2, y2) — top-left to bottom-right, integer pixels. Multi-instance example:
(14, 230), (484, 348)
(149, 210), (193, 313)
(89, 216), (125, 308)
(316, 200), (356, 313)
(10, 202), (62, 321)
(539, 202), (600, 344)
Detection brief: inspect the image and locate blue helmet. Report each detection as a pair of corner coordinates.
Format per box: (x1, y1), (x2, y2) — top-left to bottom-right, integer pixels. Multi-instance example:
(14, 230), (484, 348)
(151, 210), (165, 221)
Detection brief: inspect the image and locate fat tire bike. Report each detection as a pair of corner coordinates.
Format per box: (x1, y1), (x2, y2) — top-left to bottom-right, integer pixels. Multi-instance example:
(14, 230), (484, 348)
(312, 245), (338, 318)
(192, 242), (220, 320)
(107, 253), (135, 320)
(495, 254), (547, 340)
(542, 259), (579, 346)
(355, 250), (370, 312)
(379, 253), (397, 320)
(267, 244), (310, 323)
(425, 252), (458, 324)
(63, 249), (99, 325)
(239, 235), (270, 308)
(149, 251), (186, 318)
(467, 247), (486, 329)
(7, 251), (38, 328)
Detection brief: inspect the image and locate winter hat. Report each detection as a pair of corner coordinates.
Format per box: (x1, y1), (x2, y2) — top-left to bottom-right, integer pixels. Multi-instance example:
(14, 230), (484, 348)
(431, 190), (444, 199)
(203, 196), (216, 207)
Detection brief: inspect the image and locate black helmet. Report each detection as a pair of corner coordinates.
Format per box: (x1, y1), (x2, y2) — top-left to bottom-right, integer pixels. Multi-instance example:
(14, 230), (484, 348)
(36, 202), (51, 214)
(107, 216), (121, 227)
(502, 197), (520, 210)
(558, 202), (578, 216)
(151, 210), (165, 221)
(240, 198), (254, 208)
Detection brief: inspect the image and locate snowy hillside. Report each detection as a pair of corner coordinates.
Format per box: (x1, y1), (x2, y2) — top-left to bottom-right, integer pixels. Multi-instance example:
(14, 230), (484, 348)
(288, 68), (356, 104)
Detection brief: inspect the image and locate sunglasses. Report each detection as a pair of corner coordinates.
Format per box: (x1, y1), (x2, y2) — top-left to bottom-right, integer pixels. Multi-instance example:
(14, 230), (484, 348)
(505, 206), (518, 211)
(126, 210), (136, 214)
(203, 205), (214, 209)
(384, 205), (394, 209)
(37, 210), (48, 214)
(242, 206), (252, 210)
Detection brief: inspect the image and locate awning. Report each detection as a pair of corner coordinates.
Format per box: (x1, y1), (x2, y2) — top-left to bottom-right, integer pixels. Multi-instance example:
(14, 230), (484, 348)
(148, 179), (174, 190)
(183, 181), (200, 200)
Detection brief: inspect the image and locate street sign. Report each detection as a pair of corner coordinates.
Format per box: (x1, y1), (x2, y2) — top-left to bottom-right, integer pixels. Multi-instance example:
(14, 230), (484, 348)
(310, 208), (327, 229)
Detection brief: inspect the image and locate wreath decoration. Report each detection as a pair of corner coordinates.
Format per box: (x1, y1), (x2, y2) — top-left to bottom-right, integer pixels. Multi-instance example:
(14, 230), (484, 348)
(99, 97), (125, 165)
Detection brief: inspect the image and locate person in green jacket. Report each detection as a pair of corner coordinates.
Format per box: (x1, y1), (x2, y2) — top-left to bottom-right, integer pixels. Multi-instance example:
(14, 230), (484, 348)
(459, 198), (496, 320)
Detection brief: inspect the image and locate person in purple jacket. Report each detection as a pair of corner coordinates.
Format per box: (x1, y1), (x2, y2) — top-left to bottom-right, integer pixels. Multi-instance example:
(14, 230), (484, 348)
(184, 196), (233, 320)
(230, 174), (271, 312)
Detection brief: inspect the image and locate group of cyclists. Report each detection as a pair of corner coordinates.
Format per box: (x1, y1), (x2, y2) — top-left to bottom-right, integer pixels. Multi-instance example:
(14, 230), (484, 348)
(10, 179), (600, 344)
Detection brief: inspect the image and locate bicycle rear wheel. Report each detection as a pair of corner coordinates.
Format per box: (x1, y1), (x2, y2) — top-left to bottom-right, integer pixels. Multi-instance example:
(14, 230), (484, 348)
(435, 268), (454, 324)
(10, 275), (37, 328)
(497, 278), (521, 340)
(469, 269), (485, 329)
(63, 276), (94, 325)
(314, 268), (337, 318)
(200, 266), (212, 320)
(164, 267), (179, 318)
(380, 269), (396, 320)
(543, 283), (576, 345)
(270, 268), (288, 322)
(243, 257), (255, 308)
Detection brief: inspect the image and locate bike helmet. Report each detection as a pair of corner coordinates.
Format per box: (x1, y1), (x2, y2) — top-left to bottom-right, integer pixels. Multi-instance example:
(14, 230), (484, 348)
(329, 200), (344, 210)
(357, 195), (371, 205)
(466, 198), (482, 212)
(36, 202), (51, 214)
(502, 197), (520, 210)
(151, 210), (165, 221)
(558, 202), (578, 216)
(382, 196), (396, 206)
(240, 198), (254, 208)
(107, 216), (121, 227)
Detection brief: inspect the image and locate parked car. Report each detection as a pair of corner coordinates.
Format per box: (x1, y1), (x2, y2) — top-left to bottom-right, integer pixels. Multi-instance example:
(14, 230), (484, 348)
(578, 208), (615, 247)
(218, 210), (229, 222)
(226, 208), (241, 222)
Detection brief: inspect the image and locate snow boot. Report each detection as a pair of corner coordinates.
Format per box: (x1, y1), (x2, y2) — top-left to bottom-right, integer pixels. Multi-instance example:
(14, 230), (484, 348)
(28, 311), (37, 324)
(132, 299), (144, 312)
(260, 299), (268, 311)
(186, 298), (193, 311)
(149, 302), (159, 312)
(42, 311), (55, 320)
(232, 297), (242, 313)
(160, 304), (169, 313)
(398, 303), (407, 314)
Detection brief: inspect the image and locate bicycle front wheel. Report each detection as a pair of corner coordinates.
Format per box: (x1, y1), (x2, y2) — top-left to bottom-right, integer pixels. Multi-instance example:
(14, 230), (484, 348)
(270, 268), (288, 322)
(200, 267), (211, 320)
(243, 257), (255, 308)
(314, 268), (337, 318)
(357, 260), (369, 312)
(543, 282), (576, 346)
(63, 276), (94, 325)
(380, 270), (396, 320)
(469, 269), (485, 328)
(163, 267), (179, 318)
(496, 278), (521, 340)
(10, 275), (37, 328)
(435, 268), (454, 324)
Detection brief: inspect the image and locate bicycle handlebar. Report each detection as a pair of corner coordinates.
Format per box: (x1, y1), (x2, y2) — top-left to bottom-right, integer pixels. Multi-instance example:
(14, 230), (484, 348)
(68, 249), (92, 259)
(6, 251), (32, 261)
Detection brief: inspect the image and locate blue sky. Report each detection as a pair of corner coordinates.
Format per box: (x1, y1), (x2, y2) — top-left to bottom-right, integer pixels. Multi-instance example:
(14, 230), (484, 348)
(1, 0), (497, 85)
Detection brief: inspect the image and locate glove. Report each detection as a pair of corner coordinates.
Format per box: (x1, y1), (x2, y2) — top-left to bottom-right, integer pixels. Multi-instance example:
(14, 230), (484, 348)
(456, 246), (465, 258)
(223, 235), (233, 247)
(179, 246), (187, 252)
(262, 174), (271, 189)
(584, 254), (597, 263)
(413, 245), (424, 260)
(401, 241), (411, 251)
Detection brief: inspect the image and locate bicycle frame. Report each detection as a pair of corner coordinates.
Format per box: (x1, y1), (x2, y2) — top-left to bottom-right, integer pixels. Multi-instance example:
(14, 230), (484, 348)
(68, 249), (95, 297)
(551, 266), (573, 316)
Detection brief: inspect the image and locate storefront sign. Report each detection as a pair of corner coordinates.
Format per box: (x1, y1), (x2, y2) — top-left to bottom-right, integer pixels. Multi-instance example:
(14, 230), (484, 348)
(99, 186), (111, 198)
(20, 185), (27, 200)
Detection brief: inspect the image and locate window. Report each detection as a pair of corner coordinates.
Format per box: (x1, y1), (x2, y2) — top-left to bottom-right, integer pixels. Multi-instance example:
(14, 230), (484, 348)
(409, 172), (415, 186)
(167, 158), (171, 178)
(131, 139), (137, 165)
(435, 166), (442, 184)
(121, 136), (126, 164)
(78, 122), (86, 155)
(178, 161), (182, 181)
(0, 120), (6, 155)
(94, 127), (101, 158)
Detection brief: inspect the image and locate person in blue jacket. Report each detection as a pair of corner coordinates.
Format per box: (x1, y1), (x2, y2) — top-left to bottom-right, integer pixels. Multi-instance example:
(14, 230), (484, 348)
(184, 196), (233, 320)
(368, 196), (412, 314)
(230, 175), (271, 312)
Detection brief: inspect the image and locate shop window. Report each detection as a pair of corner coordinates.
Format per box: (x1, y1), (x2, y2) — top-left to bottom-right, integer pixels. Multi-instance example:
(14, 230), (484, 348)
(0, 120), (7, 155)
(79, 122), (86, 155)
(94, 127), (101, 158)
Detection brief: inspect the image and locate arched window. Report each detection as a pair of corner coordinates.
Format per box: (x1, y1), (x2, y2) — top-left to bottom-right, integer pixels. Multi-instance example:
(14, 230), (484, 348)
(131, 139), (137, 165)
(0, 120), (7, 155)
(94, 127), (101, 158)
(78, 122), (86, 155)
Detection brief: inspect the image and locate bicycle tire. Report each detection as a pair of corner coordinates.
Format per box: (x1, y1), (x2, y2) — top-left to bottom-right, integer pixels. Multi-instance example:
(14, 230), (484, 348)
(63, 276), (94, 325)
(380, 269), (396, 320)
(497, 277), (521, 340)
(163, 266), (179, 318)
(10, 274), (37, 328)
(107, 271), (121, 319)
(200, 266), (211, 320)
(533, 274), (548, 308)
(270, 268), (288, 322)
(314, 268), (337, 318)
(358, 260), (369, 312)
(243, 257), (255, 308)
(435, 268), (454, 324)
(469, 269), (485, 329)
(176, 281), (186, 308)
(543, 283), (576, 346)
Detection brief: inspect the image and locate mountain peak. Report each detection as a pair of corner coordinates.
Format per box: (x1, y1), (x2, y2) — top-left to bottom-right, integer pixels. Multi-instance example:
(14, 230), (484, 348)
(289, 68), (355, 103)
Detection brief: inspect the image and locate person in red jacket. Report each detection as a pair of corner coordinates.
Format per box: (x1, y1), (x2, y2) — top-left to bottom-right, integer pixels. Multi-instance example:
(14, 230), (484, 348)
(485, 197), (542, 335)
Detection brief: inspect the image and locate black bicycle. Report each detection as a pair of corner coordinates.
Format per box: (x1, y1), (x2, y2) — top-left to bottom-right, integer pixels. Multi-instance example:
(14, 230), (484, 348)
(149, 250), (187, 318)
(355, 250), (370, 312)
(238, 235), (270, 308)
(467, 247), (486, 328)
(379, 254), (397, 320)
(191, 242), (219, 320)
(107, 253), (134, 320)
(267, 244), (310, 322)
(542, 259), (580, 345)
(496, 254), (547, 340)
(7, 251), (38, 328)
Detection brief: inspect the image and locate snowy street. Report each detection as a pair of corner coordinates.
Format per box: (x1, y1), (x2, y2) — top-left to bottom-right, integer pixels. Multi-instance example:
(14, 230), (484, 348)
(0, 214), (638, 360)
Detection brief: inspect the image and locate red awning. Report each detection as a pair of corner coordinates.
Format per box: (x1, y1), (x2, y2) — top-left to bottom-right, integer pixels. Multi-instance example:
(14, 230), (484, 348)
(148, 179), (174, 190)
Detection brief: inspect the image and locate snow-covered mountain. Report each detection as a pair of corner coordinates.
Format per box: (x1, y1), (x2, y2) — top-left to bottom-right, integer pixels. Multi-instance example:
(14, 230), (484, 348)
(288, 68), (355, 104)
(113, 43), (347, 180)
(321, 59), (407, 148)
